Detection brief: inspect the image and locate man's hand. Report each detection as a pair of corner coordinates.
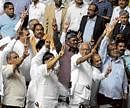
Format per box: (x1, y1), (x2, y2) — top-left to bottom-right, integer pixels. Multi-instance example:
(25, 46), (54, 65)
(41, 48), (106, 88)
(45, 40), (50, 49)
(52, 18), (58, 31)
(20, 10), (28, 21)
(23, 44), (29, 58)
(59, 45), (65, 57)
(63, 21), (70, 33)
(105, 66), (112, 77)
(105, 23), (115, 37)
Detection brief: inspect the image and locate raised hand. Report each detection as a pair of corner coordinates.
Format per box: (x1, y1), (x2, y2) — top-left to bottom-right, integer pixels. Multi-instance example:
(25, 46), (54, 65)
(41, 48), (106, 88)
(105, 65), (112, 77)
(52, 18), (57, 31)
(23, 44), (30, 58)
(63, 21), (70, 33)
(59, 45), (65, 57)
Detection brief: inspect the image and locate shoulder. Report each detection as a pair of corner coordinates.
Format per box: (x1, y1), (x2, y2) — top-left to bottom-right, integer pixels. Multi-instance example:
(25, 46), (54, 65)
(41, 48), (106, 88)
(113, 6), (120, 12)
(39, 2), (46, 7)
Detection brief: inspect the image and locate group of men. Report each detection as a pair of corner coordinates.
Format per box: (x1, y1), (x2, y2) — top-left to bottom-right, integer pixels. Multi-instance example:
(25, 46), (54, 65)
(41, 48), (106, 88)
(0, 0), (130, 108)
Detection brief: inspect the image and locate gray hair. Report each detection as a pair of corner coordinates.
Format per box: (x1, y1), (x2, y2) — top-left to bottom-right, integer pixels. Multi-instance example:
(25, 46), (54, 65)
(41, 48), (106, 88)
(79, 42), (91, 49)
(119, 10), (129, 18)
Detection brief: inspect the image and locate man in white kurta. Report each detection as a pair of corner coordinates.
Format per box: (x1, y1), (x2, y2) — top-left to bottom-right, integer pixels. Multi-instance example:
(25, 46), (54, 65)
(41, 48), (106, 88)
(70, 43), (110, 108)
(1, 29), (33, 83)
(34, 54), (67, 108)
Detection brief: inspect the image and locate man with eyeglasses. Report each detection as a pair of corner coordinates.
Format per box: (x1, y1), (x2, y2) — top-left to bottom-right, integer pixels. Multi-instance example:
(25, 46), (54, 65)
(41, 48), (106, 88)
(1, 48), (29, 108)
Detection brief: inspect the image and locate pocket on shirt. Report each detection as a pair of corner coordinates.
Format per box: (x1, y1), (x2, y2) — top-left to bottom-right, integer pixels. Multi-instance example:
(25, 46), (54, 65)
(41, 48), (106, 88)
(75, 83), (84, 94)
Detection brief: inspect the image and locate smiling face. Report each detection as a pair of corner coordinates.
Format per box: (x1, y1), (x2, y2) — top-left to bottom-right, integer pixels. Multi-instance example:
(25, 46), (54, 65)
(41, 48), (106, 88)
(79, 43), (90, 56)
(117, 42), (126, 56)
(118, 0), (128, 9)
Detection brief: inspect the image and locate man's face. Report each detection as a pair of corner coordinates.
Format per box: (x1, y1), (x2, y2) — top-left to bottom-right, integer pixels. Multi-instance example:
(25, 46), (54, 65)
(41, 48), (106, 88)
(68, 37), (78, 49)
(120, 14), (129, 25)
(80, 43), (90, 56)
(34, 25), (44, 39)
(75, 0), (83, 5)
(109, 44), (120, 58)
(87, 5), (97, 18)
(117, 42), (126, 56)
(8, 53), (19, 64)
(5, 4), (14, 18)
(54, 0), (62, 7)
(92, 54), (102, 68)
(118, 0), (128, 9)
(20, 29), (30, 41)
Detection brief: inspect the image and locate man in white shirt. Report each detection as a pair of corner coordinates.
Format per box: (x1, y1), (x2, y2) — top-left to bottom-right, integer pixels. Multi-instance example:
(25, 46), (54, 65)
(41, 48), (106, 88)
(65, 0), (88, 31)
(2, 47), (29, 108)
(0, 0), (5, 16)
(29, 0), (46, 25)
(98, 23), (128, 107)
(2, 28), (33, 85)
(70, 43), (110, 108)
(110, 0), (130, 23)
(0, 37), (11, 108)
(33, 48), (67, 108)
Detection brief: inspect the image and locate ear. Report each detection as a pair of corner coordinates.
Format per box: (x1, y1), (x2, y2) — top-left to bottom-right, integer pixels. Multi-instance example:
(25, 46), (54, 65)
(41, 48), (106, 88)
(7, 59), (12, 64)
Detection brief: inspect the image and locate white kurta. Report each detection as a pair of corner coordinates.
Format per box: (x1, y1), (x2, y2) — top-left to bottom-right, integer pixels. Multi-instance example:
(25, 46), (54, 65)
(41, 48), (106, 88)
(0, 51), (4, 96)
(1, 39), (33, 82)
(26, 46), (65, 108)
(70, 53), (106, 105)
(2, 64), (26, 107)
(35, 64), (67, 108)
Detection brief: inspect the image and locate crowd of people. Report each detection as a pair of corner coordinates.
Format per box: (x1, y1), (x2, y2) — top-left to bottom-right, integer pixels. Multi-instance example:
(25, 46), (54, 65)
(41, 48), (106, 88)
(0, 0), (130, 108)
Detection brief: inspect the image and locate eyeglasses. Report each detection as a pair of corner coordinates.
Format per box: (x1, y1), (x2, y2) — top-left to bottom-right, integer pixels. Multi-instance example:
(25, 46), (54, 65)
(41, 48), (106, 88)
(12, 55), (19, 59)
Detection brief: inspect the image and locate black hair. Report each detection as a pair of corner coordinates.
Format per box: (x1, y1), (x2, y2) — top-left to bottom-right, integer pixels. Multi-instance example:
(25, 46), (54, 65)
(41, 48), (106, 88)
(33, 23), (44, 32)
(4, 2), (14, 10)
(65, 30), (78, 41)
(90, 2), (99, 12)
(36, 39), (45, 50)
(42, 52), (54, 64)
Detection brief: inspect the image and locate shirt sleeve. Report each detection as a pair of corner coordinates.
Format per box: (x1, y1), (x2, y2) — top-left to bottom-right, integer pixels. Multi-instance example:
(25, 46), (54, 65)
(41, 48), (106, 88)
(98, 36), (110, 63)
(122, 71), (128, 93)
(92, 67), (106, 81)
(2, 65), (14, 78)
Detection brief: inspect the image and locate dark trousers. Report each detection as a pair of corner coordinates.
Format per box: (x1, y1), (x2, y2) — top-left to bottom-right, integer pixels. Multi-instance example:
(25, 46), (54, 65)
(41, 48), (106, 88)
(97, 93), (123, 108)
(2, 105), (23, 108)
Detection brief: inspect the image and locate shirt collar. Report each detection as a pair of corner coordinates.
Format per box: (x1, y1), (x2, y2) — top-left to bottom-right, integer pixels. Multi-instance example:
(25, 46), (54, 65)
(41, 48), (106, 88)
(88, 16), (97, 21)
(32, 2), (40, 8)
(5, 13), (16, 20)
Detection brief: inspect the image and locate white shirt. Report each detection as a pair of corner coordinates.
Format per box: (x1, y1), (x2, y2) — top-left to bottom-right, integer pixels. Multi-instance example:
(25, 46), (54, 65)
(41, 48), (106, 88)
(26, 46), (61, 108)
(0, 0), (5, 16)
(71, 53), (106, 103)
(98, 36), (128, 99)
(2, 39), (34, 82)
(32, 49), (67, 108)
(83, 16), (97, 42)
(2, 64), (26, 107)
(110, 6), (130, 23)
(65, 3), (88, 31)
(55, 7), (62, 31)
(0, 51), (3, 96)
(29, 2), (46, 25)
